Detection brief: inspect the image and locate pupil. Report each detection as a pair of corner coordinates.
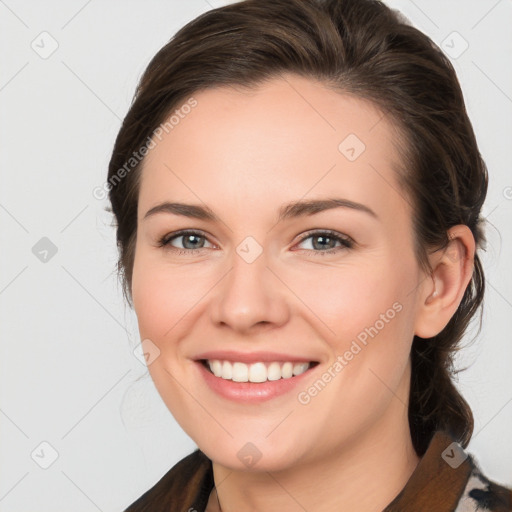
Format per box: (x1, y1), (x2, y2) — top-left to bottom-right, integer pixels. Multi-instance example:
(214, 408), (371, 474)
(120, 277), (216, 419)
(314, 235), (333, 250)
(185, 234), (202, 249)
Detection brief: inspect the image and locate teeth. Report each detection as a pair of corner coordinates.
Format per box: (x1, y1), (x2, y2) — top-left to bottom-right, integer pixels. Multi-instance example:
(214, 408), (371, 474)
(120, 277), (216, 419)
(206, 360), (311, 382)
(282, 362), (293, 379)
(248, 362), (267, 383)
(221, 360), (232, 380)
(211, 360), (223, 377)
(267, 362), (282, 381)
(232, 362), (248, 382)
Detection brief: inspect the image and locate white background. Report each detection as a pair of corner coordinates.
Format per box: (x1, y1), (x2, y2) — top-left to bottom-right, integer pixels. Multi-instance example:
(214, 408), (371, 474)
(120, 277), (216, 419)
(0, 0), (511, 510)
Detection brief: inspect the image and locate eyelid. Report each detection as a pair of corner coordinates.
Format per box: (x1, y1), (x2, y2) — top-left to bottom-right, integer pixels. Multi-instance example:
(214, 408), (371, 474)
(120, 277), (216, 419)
(295, 228), (353, 245)
(158, 228), (354, 254)
(293, 229), (354, 253)
(158, 229), (215, 249)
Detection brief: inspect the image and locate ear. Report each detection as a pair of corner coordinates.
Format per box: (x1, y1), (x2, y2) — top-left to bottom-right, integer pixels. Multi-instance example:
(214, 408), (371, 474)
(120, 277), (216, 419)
(414, 225), (476, 339)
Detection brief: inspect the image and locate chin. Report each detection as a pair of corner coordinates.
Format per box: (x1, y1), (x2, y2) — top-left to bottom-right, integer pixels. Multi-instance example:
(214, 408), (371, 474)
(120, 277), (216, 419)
(208, 448), (300, 473)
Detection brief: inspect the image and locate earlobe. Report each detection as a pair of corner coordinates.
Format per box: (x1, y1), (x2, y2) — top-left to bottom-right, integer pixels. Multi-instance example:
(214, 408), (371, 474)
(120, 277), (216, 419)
(414, 225), (475, 338)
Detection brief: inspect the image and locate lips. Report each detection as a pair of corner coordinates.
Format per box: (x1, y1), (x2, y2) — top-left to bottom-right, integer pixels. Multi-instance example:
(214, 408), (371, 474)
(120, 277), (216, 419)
(192, 350), (320, 401)
(194, 358), (319, 402)
(194, 350), (318, 364)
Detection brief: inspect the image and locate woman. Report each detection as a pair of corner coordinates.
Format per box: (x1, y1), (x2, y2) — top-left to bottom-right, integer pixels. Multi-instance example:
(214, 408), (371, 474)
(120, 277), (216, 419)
(107, 0), (512, 510)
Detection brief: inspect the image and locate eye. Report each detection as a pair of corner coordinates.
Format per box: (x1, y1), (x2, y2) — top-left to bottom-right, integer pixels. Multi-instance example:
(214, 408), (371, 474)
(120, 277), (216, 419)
(294, 230), (353, 256)
(158, 228), (354, 257)
(158, 230), (214, 255)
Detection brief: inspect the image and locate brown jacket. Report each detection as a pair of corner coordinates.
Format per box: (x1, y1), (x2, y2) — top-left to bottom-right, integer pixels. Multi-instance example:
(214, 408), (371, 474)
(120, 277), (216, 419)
(123, 429), (511, 511)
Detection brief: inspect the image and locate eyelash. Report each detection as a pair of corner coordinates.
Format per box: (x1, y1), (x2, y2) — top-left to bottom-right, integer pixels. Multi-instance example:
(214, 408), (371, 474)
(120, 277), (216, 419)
(157, 229), (354, 257)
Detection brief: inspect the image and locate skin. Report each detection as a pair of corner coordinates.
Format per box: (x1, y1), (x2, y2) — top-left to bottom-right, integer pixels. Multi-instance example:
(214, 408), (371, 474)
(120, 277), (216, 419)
(131, 73), (475, 512)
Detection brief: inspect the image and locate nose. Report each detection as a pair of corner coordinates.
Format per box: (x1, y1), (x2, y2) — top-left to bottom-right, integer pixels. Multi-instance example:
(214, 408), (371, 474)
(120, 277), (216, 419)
(209, 247), (290, 335)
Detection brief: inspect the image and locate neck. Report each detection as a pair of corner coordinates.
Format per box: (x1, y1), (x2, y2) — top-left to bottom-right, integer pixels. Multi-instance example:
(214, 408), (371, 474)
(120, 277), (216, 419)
(207, 373), (420, 512)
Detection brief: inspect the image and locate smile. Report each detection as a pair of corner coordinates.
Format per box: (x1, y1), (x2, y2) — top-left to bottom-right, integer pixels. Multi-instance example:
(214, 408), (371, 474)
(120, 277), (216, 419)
(195, 357), (320, 403)
(202, 359), (317, 383)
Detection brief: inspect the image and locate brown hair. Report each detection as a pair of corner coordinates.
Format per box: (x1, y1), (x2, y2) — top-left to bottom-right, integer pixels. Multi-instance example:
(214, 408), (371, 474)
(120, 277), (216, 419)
(107, 0), (487, 456)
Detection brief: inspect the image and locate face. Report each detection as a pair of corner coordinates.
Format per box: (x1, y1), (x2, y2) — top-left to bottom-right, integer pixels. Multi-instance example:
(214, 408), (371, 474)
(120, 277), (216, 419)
(131, 74), (426, 472)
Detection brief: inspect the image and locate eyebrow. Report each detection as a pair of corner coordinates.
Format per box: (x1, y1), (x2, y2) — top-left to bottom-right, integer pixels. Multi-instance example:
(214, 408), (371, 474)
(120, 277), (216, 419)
(143, 198), (377, 223)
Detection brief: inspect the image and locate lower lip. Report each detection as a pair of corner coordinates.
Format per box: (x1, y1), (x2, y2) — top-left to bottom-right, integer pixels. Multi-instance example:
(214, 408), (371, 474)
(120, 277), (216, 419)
(195, 361), (317, 403)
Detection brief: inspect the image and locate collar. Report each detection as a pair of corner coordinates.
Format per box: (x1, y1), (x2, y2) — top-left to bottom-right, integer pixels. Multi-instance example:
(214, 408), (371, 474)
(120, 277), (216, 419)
(382, 429), (473, 511)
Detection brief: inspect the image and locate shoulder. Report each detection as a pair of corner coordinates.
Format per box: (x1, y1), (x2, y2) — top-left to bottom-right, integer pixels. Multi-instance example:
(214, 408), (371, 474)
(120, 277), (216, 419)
(455, 456), (512, 512)
(122, 449), (214, 512)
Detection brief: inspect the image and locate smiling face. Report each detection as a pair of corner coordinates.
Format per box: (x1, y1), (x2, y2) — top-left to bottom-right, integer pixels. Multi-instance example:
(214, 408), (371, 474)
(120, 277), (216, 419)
(131, 73), (428, 471)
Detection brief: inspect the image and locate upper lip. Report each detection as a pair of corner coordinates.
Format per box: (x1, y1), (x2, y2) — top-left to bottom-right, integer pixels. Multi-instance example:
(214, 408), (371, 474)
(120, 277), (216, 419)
(194, 350), (318, 364)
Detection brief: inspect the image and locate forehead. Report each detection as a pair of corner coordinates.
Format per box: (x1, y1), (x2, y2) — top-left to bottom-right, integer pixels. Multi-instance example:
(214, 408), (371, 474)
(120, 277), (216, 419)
(138, 73), (409, 224)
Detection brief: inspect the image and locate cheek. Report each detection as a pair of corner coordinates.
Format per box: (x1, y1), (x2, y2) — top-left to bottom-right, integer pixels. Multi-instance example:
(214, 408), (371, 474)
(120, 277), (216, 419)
(298, 271), (415, 423)
(289, 257), (417, 385)
(131, 259), (169, 341)
(131, 249), (209, 341)
(286, 259), (407, 336)
(130, 252), (205, 420)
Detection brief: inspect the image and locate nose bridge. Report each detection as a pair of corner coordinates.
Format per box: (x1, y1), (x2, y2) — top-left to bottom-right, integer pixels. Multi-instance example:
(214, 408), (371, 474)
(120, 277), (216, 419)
(211, 239), (289, 332)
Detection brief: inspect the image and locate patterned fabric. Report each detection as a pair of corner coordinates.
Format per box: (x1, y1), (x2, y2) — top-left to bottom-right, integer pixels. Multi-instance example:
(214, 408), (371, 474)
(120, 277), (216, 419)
(455, 465), (512, 512)
(122, 429), (511, 511)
